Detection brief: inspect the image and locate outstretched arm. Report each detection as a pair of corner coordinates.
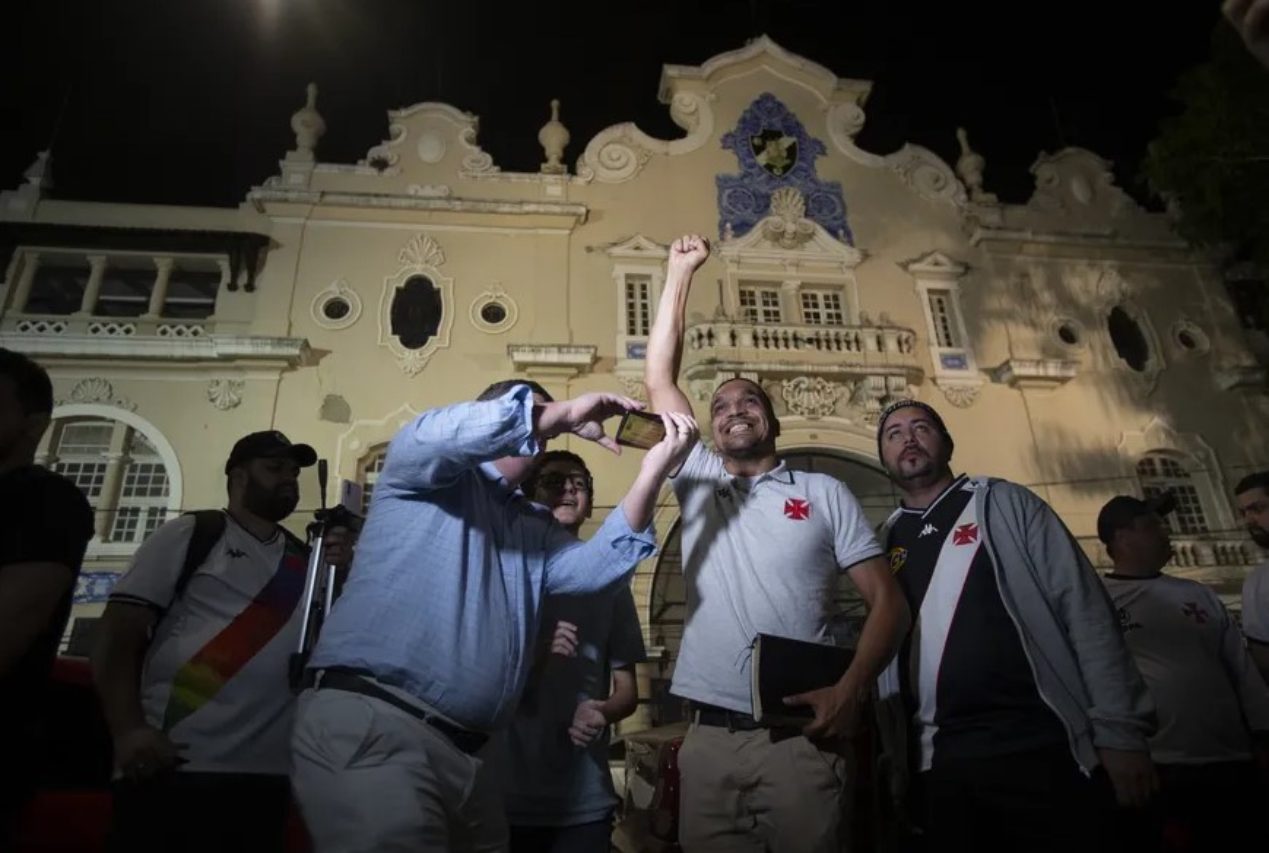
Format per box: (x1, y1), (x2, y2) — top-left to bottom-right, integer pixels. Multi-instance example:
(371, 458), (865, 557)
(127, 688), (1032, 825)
(543, 412), (699, 596)
(645, 234), (710, 417)
(384, 385), (642, 492)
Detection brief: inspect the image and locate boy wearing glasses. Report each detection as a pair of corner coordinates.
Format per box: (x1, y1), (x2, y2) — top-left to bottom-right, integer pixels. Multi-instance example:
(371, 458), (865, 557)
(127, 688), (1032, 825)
(498, 450), (647, 852)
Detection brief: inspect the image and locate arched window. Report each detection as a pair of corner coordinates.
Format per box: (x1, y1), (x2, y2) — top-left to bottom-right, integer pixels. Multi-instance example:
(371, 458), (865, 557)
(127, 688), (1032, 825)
(357, 445), (388, 516)
(1137, 453), (1208, 534)
(41, 414), (175, 544)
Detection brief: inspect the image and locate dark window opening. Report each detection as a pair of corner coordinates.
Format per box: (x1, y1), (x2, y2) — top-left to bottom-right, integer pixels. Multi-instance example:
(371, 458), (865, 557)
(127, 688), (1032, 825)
(1177, 330), (1197, 350)
(390, 275), (442, 350)
(95, 267), (154, 318)
(25, 264), (89, 315)
(479, 301), (507, 325)
(164, 268), (220, 319)
(322, 297), (351, 321)
(1108, 306), (1150, 372)
(1057, 322), (1080, 346)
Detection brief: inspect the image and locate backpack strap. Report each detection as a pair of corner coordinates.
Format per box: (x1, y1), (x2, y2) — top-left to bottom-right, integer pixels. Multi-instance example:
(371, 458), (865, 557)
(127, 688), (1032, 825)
(173, 510), (228, 602)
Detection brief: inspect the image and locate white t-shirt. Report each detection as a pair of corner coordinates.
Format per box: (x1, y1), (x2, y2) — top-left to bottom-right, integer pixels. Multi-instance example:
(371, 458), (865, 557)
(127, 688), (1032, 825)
(1242, 562), (1269, 644)
(669, 442), (883, 712)
(1103, 572), (1269, 764)
(109, 513), (310, 775)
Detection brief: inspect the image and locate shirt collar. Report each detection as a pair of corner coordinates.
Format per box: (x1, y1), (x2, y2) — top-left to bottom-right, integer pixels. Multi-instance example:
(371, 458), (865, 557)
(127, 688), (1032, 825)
(727, 460), (794, 487)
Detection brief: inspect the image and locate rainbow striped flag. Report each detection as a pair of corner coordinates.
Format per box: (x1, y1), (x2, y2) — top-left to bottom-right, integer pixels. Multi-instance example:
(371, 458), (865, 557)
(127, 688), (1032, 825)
(163, 536), (308, 731)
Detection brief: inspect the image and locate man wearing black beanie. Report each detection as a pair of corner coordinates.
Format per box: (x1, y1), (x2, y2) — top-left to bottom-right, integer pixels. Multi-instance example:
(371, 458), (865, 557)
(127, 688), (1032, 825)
(872, 400), (1157, 851)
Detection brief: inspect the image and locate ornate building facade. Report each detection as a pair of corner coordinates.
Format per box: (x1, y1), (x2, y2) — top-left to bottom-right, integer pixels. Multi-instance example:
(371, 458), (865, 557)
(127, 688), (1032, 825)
(3, 38), (1266, 728)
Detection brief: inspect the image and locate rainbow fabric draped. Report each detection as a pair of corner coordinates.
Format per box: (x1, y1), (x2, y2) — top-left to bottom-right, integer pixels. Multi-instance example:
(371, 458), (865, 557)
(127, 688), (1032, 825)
(162, 537), (308, 731)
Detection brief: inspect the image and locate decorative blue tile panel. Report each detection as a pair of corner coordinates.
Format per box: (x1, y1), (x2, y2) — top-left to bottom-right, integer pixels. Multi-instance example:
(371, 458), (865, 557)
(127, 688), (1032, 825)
(626, 342), (647, 359)
(74, 571), (120, 603)
(717, 93), (852, 244)
(939, 352), (970, 371)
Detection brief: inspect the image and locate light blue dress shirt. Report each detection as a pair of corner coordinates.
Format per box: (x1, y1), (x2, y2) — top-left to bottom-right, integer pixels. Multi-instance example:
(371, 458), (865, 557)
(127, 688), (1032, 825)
(309, 385), (657, 731)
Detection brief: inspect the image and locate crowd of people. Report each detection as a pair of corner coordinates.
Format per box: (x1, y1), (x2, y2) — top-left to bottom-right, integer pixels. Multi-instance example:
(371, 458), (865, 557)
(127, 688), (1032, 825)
(2, 7), (1269, 851)
(2, 234), (1268, 853)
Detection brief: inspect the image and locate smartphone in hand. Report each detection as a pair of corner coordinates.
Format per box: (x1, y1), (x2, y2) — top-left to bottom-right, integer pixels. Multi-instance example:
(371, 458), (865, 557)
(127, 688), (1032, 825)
(615, 410), (667, 450)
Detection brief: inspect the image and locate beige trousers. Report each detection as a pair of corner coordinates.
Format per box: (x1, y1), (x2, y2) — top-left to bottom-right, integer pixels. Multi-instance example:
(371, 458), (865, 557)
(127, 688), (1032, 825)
(290, 688), (507, 853)
(677, 721), (851, 853)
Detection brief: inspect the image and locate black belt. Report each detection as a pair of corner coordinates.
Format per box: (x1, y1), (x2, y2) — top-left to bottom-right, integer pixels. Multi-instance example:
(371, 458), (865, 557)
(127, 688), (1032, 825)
(314, 668), (489, 756)
(690, 701), (767, 732)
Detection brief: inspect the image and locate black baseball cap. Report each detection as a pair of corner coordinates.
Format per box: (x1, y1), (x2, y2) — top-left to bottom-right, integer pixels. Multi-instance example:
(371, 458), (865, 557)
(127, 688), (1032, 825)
(1096, 492), (1177, 545)
(224, 431), (318, 474)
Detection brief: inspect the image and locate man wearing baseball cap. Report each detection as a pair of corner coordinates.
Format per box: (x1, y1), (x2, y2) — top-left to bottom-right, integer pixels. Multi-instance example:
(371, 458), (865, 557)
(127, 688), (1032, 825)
(93, 429), (350, 853)
(1100, 491), (1269, 849)
(873, 400), (1156, 850)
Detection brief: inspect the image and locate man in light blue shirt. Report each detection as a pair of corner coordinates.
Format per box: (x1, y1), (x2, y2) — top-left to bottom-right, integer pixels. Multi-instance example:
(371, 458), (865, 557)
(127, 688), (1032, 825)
(290, 380), (698, 853)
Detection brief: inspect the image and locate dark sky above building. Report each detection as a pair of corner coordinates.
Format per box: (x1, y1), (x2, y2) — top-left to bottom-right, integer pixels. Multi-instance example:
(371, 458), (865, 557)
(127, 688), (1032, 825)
(2, 0), (1225, 210)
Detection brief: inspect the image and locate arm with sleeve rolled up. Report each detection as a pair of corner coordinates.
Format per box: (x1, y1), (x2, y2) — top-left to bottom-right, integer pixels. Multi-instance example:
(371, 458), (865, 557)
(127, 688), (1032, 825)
(379, 385), (542, 492)
(383, 384), (643, 492)
(644, 235), (709, 417)
(543, 412), (699, 596)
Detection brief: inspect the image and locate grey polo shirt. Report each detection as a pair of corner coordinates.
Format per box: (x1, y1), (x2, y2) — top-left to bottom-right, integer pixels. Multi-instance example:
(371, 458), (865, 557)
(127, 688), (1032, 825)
(669, 442), (883, 713)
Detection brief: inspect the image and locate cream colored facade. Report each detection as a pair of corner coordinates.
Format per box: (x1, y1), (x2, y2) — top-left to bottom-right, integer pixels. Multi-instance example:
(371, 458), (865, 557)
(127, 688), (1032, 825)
(3, 38), (1266, 728)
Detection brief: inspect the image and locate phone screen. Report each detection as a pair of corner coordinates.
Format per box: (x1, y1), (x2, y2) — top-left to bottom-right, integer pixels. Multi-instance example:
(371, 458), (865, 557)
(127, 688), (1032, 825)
(615, 410), (667, 450)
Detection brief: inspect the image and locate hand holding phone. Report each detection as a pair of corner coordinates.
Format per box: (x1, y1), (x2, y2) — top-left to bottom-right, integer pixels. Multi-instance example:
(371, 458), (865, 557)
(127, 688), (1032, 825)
(615, 410), (667, 450)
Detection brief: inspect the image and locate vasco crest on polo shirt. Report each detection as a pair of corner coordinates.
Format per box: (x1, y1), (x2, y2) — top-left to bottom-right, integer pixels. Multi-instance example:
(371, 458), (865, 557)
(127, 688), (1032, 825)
(783, 498), (810, 520)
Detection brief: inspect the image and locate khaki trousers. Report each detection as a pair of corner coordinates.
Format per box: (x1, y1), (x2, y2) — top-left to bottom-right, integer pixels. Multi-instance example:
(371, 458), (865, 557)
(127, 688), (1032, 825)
(677, 722), (851, 853)
(290, 688), (507, 853)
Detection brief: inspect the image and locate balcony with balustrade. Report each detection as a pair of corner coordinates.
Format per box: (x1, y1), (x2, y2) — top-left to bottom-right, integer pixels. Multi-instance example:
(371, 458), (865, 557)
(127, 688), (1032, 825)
(0, 229), (307, 366)
(681, 319), (922, 380)
(1078, 533), (1258, 601)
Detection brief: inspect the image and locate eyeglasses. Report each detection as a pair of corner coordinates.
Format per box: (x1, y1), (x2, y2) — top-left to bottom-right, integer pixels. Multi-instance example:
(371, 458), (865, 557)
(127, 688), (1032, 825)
(536, 473), (592, 494)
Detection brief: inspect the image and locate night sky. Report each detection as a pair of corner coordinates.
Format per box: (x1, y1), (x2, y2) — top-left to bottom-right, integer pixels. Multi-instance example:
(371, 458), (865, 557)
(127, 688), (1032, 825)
(2, 1), (1226, 210)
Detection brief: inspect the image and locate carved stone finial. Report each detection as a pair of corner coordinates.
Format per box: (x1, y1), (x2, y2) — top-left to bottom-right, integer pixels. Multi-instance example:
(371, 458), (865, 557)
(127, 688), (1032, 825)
(290, 82), (326, 158)
(538, 98), (570, 175)
(955, 127), (986, 201)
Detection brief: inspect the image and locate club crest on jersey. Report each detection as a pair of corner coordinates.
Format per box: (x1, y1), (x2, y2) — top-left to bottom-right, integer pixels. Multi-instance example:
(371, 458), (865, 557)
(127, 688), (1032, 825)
(1181, 602), (1208, 624)
(1117, 607), (1142, 633)
(784, 498), (810, 520)
(952, 523), (979, 546)
(888, 547), (907, 573)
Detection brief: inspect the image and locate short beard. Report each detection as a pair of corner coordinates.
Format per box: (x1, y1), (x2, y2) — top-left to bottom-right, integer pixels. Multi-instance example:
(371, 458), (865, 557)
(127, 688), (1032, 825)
(1250, 525), (1269, 549)
(242, 477), (297, 522)
(720, 438), (774, 461)
(888, 455), (950, 490)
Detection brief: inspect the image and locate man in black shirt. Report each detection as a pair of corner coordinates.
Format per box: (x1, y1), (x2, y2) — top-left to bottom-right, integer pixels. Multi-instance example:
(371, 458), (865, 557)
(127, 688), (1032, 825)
(875, 400), (1156, 851)
(0, 348), (95, 840)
